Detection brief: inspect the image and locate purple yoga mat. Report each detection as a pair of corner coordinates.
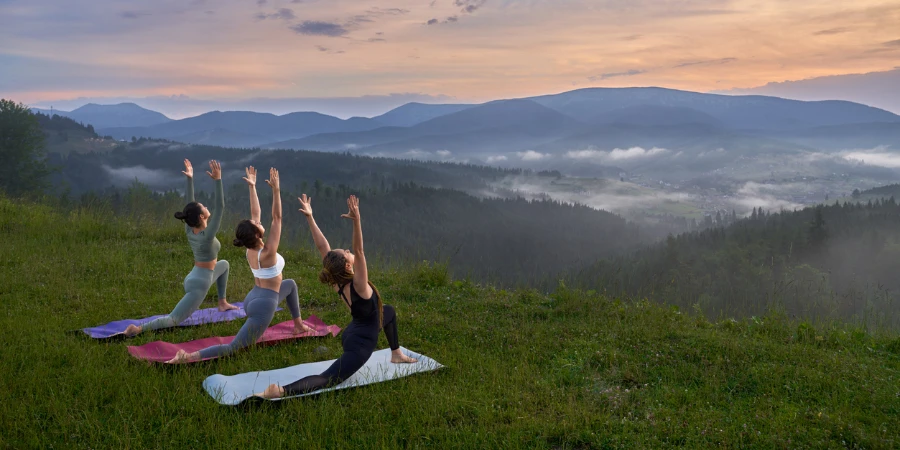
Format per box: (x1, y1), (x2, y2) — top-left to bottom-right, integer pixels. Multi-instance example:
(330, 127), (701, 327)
(127, 316), (341, 363)
(81, 302), (281, 339)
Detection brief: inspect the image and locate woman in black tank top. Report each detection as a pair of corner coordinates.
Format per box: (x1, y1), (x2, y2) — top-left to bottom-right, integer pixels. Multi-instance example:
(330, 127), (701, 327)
(256, 194), (416, 399)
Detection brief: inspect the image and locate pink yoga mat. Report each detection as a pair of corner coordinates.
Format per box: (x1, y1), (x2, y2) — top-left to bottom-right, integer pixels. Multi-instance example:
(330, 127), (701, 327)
(127, 315), (341, 364)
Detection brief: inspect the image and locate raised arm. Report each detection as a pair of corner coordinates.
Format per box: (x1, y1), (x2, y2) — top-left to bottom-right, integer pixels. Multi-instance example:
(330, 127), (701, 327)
(261, 168), (282, 263)
(182, 159), (194, 202)
(341, 195), (370, 295)
(242, 166), (261, 223)
(205, 160), (225, 234)
(298, 194), (331, 259)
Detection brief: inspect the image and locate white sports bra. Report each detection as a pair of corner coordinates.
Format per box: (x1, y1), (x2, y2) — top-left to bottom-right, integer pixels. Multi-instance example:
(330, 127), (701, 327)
(249, 247), (285, 279)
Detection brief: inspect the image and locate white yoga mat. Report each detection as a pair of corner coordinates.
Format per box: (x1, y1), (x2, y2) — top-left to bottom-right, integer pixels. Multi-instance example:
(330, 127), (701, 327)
(203, 347), (443, 405)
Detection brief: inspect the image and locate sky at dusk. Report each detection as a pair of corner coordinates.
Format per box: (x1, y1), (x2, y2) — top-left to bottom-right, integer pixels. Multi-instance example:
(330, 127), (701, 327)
(2, 0), (899, 118)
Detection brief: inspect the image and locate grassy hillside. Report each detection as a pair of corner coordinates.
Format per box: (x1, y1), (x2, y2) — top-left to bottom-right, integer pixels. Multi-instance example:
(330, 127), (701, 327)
(1, 196), (899, 448)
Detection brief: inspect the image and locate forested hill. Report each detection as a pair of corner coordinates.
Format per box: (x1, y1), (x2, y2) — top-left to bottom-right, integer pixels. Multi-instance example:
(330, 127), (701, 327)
(77, 181), (651, 287)
(46, 139), (677, 286)
(33, 112), (117, 154)
(49, 139), (534, 196)
(562, 200), (900, 330)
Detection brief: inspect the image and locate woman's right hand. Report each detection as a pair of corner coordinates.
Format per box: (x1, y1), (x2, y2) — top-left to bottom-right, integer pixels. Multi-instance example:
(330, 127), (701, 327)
(206, 160), (222, 180)
(182, 159), (193, 178)
(265, 167), (280, 191)
(298, 194), (313, 217)
(242, 166), (257, 187)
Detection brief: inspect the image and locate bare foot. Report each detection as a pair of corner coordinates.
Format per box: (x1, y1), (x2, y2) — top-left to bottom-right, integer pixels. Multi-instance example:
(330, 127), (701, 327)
(391, 351), (418, 364)
(166, 349), (198, 364)
(255, 384), (285, 399)
(124, 324), (142, 337)
(217, 300), (239, 312)
(293, 323), (316, 335)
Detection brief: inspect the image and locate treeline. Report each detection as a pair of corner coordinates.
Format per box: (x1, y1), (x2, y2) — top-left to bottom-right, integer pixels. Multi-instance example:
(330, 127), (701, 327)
(47, 140), (531, 196)
(561, 200), (900, 331)
(33, 112), (97, 136)
(61, 179), (660, 286)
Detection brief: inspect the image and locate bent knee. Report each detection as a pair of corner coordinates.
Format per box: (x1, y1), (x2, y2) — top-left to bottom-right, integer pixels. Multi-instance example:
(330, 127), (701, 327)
(217, 259), (230, 271)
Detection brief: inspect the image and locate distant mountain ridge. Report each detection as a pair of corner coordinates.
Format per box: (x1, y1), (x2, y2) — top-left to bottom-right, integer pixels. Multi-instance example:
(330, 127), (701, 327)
(31, 103), (171, 129)
(39, 88), (900, 159)
(100, 110), (383, 148)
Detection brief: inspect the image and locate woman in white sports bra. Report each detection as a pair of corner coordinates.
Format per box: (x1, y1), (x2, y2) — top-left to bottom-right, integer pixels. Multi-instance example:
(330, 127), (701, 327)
(168, 167), (314, 363)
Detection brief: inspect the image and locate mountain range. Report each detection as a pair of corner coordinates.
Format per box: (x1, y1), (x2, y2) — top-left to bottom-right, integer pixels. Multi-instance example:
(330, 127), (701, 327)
(38, 88), (900, 164)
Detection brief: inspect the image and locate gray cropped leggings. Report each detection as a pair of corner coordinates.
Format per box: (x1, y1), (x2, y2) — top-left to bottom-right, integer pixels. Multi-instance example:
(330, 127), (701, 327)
(142, 261), (230, 331)
(198, 280), (301, 359)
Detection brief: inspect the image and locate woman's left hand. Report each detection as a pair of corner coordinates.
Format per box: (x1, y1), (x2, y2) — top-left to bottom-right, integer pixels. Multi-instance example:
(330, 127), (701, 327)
(341, 195), (360, 222)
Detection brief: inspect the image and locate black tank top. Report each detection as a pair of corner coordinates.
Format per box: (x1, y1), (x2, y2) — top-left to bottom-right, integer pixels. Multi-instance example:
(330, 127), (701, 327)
(339, 283), (379, 324)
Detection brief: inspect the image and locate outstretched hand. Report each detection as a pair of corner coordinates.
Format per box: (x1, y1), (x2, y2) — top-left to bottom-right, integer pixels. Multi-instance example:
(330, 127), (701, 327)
(206, 160), (222, 180)
(182, 159), (193, 178)
(298, 194), (313, 217)
(341, 195), (360, 222)
(265, 167), (280, 190)
(242, 166), (257, 187)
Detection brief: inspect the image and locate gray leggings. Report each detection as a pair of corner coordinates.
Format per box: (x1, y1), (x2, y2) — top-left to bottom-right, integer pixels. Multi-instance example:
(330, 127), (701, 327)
(198, 280), (301, 359)
(142, 261), (230, 331)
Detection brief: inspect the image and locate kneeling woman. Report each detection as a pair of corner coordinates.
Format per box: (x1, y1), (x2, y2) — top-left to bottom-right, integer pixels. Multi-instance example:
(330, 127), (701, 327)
(125, 159), (236, 337)
(257, 194), (416, 399)
(168, 167), (313, 364)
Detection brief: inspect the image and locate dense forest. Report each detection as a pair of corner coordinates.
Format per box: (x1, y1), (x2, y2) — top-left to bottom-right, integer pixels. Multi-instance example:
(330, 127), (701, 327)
(561, 200), (900, 330)
(48, 139), (533, 196)
(9, 110), (899, 328)
(66, 179), (655, 286)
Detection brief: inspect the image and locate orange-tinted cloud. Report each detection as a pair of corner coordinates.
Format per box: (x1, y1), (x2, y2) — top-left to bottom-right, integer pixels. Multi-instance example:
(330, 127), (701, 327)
(1, 0), (898, 108)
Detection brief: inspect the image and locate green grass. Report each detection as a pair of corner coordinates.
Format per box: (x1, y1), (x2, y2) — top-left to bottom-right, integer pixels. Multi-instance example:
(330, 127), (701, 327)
(1, 196), (899, 448)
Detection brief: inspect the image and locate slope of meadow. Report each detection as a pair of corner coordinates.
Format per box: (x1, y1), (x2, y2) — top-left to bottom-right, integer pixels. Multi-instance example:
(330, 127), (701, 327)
(0, 196), (898, 448)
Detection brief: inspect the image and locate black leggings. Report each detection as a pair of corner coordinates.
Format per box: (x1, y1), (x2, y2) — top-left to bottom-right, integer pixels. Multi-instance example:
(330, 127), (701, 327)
(282, 305), (399, 395)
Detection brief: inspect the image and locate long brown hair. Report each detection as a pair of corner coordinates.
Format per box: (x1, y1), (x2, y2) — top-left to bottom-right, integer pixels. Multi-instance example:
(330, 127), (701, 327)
(319, 250), (383, 328)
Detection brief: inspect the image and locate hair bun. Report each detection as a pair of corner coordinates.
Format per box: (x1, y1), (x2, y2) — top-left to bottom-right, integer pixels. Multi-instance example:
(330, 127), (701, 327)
(233, 238), (244, 247)
(174, 211), (185, 220)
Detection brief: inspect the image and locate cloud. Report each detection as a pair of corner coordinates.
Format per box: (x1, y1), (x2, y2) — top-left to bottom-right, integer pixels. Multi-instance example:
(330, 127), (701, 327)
(256, 0), (266, 5)
(619, 34), (642, 41)
(427, 16), (459, 25)
(813, 27), (851, 36)
(698, 148), (726, 157)
(436, 150), (452, 156)
(348, 7), (409, 26)
(290, 21), (348, 37)
(841, 147), (900, 168)
(673, 57), (737, 68)
(486, 155), (508, 163)
(589, 69), (646, 81)
(733, 182), (804, 212)
(368, 38), (386, 42)
(489, 174), (696, 215)
(566, 147), (669, 162)
(884, 39), (900, 47)
(455, 0), (487, 14)
(255, 8), (295, 20)
(119, 11), (150, 19)
(516, 150), (549, 161)
(102, 164), (181, 187)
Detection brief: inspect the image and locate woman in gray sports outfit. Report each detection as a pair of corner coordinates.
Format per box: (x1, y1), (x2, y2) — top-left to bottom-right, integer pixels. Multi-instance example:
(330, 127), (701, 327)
(125, 159), (237, 337)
